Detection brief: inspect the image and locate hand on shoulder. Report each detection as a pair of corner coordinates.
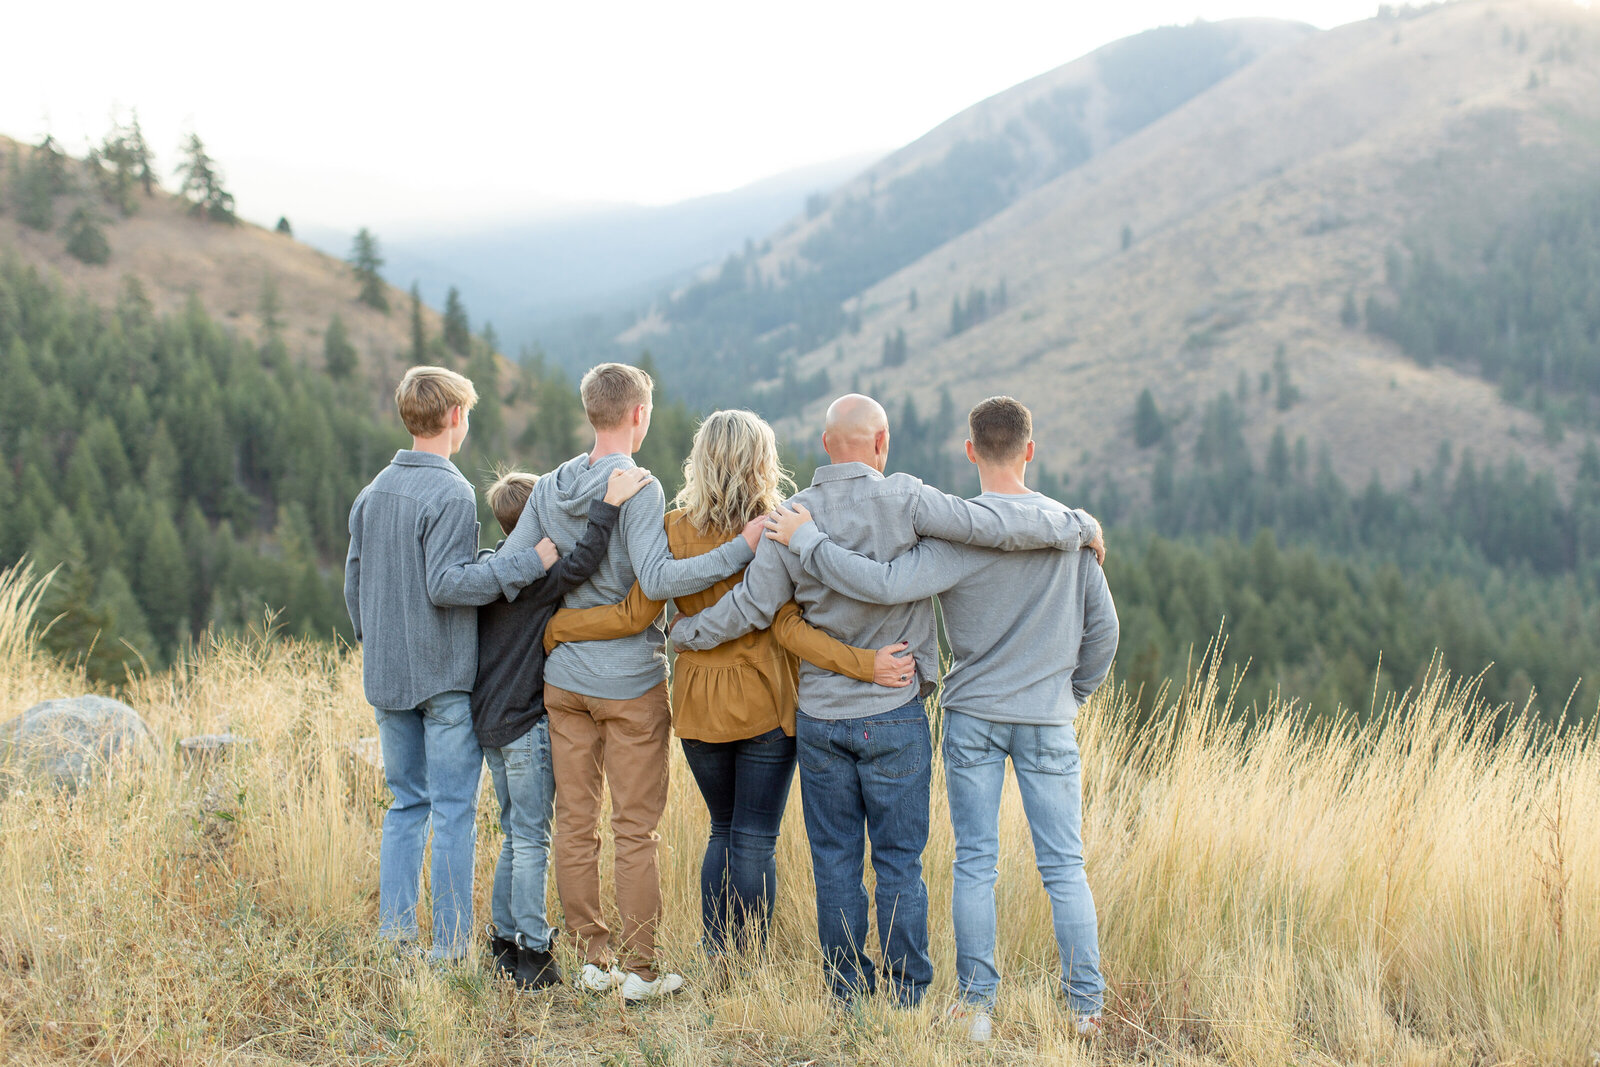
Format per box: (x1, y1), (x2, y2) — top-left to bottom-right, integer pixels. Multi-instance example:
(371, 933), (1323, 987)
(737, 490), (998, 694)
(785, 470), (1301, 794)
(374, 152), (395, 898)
(604, 466), (654, 506)
(764, 503), (813, 547)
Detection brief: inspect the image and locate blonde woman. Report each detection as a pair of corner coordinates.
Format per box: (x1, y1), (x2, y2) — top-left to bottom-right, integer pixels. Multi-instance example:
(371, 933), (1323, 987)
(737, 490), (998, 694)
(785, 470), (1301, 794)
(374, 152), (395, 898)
(544, 409), (914, 957)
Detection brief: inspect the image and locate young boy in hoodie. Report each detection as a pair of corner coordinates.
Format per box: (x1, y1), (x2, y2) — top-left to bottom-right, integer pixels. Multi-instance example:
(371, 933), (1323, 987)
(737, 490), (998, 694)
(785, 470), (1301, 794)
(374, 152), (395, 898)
(474, 463), (653, 989)
(344, 366), (559, 962)
(498, 362), (762, 1001)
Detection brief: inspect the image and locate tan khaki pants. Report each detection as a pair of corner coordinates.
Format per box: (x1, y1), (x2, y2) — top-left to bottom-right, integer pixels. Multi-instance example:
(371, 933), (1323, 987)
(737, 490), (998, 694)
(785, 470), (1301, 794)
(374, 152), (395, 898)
(545, 681), (670, 980)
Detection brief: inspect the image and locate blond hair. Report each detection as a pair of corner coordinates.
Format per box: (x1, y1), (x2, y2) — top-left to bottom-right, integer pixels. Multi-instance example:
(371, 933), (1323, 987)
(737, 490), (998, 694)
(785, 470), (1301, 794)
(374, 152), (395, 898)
(485, 467), (538, 535)
(580, 362), (653, 430)
(675, 410), (794, 538)
(395, 366), (478, 437)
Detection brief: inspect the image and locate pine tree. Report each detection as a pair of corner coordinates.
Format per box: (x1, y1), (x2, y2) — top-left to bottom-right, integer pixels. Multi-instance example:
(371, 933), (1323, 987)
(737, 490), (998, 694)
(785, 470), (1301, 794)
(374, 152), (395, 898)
(1134, 388), (1165, 448)
(126, 112), (156, 196)
(95, 118), (139, 216)
(409, 283), (427, 362)
(442, 287), (470, 356)
(64, 204), (112, 264)
(324, 314), (357, 379)
(175, 133), (236, 223)
(275, 216), (293, 236)
(15, 154), (56, 231)
(349, 228), (388, 311)
(138, 505), (190, 645)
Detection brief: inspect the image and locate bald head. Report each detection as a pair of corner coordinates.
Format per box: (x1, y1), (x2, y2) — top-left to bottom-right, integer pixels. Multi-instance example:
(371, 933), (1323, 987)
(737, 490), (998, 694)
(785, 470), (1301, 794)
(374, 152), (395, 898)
(822, 393), (890, 469)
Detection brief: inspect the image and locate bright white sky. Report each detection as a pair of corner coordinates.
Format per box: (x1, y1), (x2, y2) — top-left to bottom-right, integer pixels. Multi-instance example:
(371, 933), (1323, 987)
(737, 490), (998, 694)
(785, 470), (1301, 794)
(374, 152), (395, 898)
(4, 0), (1383, 234)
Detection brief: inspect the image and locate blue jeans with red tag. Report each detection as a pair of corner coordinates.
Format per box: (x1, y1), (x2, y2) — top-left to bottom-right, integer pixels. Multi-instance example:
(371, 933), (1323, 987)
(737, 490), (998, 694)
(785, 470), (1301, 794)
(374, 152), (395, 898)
(796, 700), (932, 1005)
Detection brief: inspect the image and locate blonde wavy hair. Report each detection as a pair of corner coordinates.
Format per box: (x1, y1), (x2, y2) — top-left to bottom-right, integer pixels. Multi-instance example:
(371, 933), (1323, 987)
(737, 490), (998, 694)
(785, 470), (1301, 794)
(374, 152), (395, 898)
(675, 409), (795, 537)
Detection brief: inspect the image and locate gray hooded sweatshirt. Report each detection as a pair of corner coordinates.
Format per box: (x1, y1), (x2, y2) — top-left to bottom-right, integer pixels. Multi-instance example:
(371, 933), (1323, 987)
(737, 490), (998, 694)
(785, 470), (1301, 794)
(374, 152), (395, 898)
(501, 451), (754, 700)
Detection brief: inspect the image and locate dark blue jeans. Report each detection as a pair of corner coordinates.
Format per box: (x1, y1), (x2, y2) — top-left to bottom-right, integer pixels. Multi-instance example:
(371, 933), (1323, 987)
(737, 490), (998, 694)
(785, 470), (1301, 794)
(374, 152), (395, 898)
(680, 726), (797, 954)
(796, 701), (933, 1005)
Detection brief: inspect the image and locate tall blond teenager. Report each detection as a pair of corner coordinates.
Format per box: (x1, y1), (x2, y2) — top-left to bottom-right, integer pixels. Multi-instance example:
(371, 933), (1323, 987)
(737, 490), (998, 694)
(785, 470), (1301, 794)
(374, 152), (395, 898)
(344, 366), (558, 962)
(543, 410), (916, 963)
(499, 364), (760, 1002)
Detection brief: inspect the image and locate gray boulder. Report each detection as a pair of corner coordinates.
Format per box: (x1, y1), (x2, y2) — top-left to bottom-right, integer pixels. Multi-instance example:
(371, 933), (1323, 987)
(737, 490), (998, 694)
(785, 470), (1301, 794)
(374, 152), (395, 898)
(0, 696), (153, 792)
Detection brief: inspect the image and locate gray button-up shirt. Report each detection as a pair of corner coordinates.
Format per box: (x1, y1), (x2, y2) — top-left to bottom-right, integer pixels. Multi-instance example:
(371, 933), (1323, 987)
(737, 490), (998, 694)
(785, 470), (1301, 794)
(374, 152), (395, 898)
(671, 462), (1098, 720)
(344, 450), (548, 710)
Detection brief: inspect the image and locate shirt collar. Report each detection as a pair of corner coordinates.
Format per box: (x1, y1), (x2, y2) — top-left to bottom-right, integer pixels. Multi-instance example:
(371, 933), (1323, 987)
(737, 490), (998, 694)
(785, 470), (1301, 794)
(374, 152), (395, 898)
(391, 449), (458, 470)
(810, 461), (882, 485)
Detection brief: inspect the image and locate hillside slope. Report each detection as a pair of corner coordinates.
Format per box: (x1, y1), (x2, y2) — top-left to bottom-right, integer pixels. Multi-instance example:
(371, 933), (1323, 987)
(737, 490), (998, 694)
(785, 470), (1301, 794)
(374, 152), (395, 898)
(0, 135), (518, 421)
(622, 18), (1315, 398)
(766, 1), (1600, 492)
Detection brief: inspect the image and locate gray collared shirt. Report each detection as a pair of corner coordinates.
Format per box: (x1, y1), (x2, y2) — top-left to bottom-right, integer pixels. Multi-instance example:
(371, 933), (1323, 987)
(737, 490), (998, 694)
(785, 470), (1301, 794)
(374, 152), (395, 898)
(344, 450), (548, 710)
(671, 463), (1099, 720)
(790, 491), (1119, 726)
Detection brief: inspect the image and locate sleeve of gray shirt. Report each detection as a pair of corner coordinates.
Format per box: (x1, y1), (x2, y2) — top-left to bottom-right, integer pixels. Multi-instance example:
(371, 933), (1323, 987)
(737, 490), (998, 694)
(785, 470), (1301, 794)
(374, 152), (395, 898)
(671, 536), (795, 650)
(623, 480), (755, 600)
(1073, 560), (1119, 702)
(425, 496), (547, 607)
(911, 484), (1100, 551)
(790, 524), (965, 605)
(343, 492), (364, 642)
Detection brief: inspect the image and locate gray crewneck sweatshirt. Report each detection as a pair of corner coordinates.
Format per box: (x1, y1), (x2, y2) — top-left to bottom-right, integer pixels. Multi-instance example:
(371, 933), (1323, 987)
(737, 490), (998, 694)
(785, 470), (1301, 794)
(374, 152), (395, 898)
(788, 490), (1118, 725)
(500, 451), (754, 699)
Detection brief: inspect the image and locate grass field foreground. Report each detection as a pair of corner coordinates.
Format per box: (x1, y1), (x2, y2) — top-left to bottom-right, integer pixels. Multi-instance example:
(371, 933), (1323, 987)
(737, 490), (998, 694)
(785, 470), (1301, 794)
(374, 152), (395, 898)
(0, 564), (1596, 1065)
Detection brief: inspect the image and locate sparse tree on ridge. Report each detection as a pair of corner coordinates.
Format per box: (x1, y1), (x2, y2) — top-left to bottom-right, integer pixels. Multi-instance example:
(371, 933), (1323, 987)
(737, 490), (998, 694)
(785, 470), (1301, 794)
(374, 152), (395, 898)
(175, 133), (236, 223)
(275, 216), (293, 236)
(64, 203), (111, 264)
(324, 314), (357, 379)
(1134, 388), (1165, 448)
(349, 228), (388, 311)
(443, 286), (470, 356)
(126, 112), (156, 196)
(409, 283), (427, 363)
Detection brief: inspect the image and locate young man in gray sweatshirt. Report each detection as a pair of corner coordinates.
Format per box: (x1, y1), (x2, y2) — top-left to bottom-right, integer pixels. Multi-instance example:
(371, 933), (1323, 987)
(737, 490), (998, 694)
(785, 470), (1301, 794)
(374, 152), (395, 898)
(669, 393), (1102, 1007)
(498, 363), (761, 1002)
(766, 396), (1117, 1041)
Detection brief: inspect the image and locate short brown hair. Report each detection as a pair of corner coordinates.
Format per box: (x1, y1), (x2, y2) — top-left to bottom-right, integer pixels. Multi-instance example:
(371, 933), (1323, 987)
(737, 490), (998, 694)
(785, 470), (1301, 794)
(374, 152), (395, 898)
(968, 396), (1032, 461)
(395, 366), (478, 437)
(580, 362), (653, 430)
(485, 468), (538, 535)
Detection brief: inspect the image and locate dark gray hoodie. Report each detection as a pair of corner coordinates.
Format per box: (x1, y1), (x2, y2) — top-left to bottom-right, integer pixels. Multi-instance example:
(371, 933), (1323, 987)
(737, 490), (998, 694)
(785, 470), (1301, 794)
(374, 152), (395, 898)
(501, 451), (753, 700)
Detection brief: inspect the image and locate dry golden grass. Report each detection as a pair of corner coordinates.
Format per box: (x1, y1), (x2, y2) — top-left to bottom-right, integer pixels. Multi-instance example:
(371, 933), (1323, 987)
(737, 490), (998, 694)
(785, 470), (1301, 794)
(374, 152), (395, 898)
(1, 561), (1596, 1065)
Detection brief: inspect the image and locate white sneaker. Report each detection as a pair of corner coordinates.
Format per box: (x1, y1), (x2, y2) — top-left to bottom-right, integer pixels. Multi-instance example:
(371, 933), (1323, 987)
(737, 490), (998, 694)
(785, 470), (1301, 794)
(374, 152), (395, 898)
(1074, 1013), (1102, 1039)
(619, 970), (686, 1003)
(946, 1002), (993, 1043)
(578, 963), (623, 993)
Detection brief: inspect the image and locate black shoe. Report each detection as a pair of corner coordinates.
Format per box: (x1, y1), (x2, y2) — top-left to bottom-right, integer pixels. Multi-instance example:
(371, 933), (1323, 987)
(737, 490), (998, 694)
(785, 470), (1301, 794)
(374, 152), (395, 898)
(486, 928), (517, 980)
(514, 944), (563, 990)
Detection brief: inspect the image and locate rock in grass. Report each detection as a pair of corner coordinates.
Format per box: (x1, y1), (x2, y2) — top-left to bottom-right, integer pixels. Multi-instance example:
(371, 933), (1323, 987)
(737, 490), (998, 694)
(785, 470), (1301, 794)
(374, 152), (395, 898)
(0, 696), (153, 792)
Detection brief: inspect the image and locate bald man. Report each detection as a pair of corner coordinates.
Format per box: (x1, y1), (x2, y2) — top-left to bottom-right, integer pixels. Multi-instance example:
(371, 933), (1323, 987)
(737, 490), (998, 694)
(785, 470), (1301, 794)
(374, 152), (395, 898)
(671, 394), (1101, 1007)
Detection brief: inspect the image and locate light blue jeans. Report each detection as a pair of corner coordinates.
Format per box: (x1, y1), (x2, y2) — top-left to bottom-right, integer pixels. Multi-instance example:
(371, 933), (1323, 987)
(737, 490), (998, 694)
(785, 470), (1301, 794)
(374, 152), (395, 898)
(484, 718), (557, 951)
(374, 690), (483, 960)
(943, 709), (1103, 1014)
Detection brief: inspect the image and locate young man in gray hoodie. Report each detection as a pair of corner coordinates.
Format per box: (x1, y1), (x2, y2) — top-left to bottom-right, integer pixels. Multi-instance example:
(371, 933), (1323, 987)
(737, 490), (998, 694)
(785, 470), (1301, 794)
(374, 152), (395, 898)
(499, 363), (761, 1002)
(766, 396), (1117, 1042)
(670, 394), (1102, 1007)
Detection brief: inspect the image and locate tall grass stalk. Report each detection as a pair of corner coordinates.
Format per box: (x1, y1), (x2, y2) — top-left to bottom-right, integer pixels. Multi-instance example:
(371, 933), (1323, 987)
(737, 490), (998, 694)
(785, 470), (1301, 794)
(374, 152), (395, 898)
(0, 564), (1595, 1064)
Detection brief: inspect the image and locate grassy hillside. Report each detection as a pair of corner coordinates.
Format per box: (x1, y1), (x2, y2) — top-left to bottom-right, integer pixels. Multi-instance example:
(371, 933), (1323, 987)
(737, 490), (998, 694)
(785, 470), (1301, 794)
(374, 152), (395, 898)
(617, 3), (1600, 503)
(774, 2), (1600, 495)
(619, 18), (1313, 405)
(1, 568), (1594, 1065)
